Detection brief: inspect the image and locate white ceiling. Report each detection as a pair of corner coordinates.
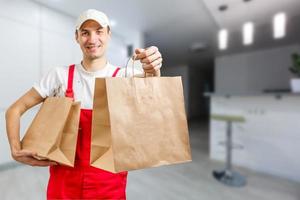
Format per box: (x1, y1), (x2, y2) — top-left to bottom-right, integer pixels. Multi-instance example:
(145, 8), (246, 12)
(32, 0), (300, 66)
(203, 0), (300, 29)
(33, 0), (214, 31)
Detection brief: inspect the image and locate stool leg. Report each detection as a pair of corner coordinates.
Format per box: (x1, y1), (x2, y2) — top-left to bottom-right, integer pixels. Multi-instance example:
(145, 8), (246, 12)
(226, 121), (232, 172)
(212, 120), (246, 187)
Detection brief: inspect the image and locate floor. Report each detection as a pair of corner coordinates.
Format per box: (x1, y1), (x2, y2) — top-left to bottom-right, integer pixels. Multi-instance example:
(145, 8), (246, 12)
(0, 121), (299, 200)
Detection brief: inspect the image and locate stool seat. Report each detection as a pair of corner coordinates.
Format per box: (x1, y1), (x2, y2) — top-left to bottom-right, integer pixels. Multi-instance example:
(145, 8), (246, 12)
(210, 114), (245, 122)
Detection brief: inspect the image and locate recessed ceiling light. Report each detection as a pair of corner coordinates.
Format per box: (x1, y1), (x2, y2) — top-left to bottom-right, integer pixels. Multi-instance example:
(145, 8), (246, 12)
(218, 4), (228, 12)
(243, 22), (254, 45)
(218, 29), (228, 50)
(273, 12), (286, 39)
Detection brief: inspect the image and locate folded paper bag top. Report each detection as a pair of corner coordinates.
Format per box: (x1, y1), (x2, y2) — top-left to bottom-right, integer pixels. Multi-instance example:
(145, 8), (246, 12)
(21, 97), (81, 167)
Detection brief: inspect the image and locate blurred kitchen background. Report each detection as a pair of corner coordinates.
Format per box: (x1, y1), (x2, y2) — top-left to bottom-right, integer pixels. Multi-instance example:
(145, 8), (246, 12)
(0, 0), (300, 199)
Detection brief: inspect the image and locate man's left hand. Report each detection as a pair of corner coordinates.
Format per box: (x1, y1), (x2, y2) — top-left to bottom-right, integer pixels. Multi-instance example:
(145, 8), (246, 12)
(135, 46), (163, 76)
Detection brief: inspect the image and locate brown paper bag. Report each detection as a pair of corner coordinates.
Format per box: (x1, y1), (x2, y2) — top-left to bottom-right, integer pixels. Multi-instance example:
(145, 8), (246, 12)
(21, 97), (81, 167)
(91, 77), (192, 173)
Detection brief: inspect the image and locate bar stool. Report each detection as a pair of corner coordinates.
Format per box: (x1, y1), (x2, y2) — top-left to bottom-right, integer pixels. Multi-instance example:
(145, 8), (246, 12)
(211, 114), (247, 187)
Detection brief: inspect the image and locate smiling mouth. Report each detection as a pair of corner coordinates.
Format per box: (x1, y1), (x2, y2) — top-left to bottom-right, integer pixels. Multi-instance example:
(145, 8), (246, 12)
(86, 45), (101, 50)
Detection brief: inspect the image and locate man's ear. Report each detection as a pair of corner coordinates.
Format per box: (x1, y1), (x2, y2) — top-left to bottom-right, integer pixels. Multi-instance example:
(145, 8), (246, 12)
(75, 30), (79, 43)
(107, 26), (112, 36)
(107, 28), (112, 40)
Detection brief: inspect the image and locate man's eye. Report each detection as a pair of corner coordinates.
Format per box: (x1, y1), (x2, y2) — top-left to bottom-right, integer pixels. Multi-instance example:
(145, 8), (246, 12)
(97, 30), (104, 34)
(81, 32), (88, 36)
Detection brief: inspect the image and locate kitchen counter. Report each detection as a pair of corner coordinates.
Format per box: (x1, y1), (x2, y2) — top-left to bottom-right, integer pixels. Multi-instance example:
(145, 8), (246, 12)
(207, 93), (300, 182)
(204, 92), (300, 98)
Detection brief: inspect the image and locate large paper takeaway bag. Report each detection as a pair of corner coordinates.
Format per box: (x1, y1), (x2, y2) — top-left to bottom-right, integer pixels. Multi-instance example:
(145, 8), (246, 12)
(21, 97), (80, 167)
(91, 76), (192, 173)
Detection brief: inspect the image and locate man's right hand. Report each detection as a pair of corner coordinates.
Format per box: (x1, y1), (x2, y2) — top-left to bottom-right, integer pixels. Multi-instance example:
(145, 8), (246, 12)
(5, 88), (56, 167)
(12, 149), (57, 167)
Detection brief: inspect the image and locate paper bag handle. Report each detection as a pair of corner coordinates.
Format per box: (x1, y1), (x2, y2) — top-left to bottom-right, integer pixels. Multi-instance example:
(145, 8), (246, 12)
(125, 54), (153, 78)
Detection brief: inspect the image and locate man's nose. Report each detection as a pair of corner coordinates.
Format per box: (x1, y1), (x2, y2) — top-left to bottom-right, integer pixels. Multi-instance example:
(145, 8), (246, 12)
(88, 32), (97, 43)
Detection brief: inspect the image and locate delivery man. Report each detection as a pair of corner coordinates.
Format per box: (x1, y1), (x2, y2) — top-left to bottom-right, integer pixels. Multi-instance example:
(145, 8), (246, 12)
(5, 9), (163, 199)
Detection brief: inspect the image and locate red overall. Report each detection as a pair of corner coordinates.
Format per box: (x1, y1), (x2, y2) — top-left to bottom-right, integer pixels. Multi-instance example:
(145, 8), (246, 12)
(47, 65), (127, 200)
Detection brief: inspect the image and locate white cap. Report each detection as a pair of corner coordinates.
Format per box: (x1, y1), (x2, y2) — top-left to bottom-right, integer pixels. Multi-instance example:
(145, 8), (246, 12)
(76, 9), (110, 30)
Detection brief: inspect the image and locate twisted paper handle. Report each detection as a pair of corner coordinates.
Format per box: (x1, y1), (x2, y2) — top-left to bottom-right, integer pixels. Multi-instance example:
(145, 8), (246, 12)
(125, 54), (153, 78)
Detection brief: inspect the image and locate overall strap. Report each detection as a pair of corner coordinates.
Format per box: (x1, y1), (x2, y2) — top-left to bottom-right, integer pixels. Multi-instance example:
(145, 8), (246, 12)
(112, 67), (120, 77)
(65, 65), (119, 98)
(65, 64), (75, 98)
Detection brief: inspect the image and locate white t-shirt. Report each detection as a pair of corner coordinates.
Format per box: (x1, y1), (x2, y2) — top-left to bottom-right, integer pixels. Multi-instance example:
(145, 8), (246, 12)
(33, 62), (142, 109)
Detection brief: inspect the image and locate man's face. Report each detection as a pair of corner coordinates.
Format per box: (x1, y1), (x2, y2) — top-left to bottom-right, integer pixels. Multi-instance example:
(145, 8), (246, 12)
(76, 20), (111, 60)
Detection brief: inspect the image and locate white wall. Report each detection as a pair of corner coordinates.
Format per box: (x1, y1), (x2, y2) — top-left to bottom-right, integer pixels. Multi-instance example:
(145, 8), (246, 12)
(215, 45), (300, 93)
(0, 0), (144, 165)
